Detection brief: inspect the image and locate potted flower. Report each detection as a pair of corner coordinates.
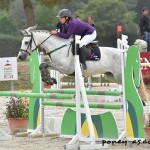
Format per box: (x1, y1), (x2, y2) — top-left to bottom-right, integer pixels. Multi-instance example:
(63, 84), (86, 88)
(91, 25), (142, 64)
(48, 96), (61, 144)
(4, 97), (29, 134)
(144, 113), (150, 140)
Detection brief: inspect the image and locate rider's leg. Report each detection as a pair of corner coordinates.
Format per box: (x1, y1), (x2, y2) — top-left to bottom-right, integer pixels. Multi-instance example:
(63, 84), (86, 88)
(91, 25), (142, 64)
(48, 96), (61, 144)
(79, 30), (97, 70)
(80, 45), (87, 70)
(143, 32), (150, 52)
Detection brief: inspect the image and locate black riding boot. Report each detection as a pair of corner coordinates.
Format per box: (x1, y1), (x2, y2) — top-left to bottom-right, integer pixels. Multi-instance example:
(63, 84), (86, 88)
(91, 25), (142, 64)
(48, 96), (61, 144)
(80, 45), (87, 70)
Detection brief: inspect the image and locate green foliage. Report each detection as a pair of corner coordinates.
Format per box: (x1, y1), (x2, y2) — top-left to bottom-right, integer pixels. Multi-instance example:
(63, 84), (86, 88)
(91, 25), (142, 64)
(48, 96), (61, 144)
(38, 0), (71, 9)
(9, 0), (27, 30)
(5, 97), (29, 118)
(0, 0), (12, 10)
(75, 0), (137, 46)
(34, 3), (59, 30)
(0, 10), (17, 34)
(60, 0), (90, 14)
(0, 34), (21, 57)
(0, 0), (149, 48)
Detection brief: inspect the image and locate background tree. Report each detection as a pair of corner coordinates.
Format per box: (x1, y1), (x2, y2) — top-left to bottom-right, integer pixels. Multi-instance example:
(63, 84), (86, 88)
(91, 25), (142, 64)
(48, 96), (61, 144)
(23, 0), (35, 26)
(34, 3), (58, 30)
(75, 0), (137, 46)
(0, 0), (150, 56)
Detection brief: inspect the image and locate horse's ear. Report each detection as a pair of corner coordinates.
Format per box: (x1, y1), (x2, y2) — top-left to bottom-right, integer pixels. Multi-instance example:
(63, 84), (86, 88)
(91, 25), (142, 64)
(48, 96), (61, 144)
(27, 24), (38, 32)
(20, 29), (29, 36)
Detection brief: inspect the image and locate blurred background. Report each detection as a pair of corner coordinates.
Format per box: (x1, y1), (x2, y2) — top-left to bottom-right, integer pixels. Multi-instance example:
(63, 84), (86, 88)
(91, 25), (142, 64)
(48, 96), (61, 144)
(0, 0), (150, 57)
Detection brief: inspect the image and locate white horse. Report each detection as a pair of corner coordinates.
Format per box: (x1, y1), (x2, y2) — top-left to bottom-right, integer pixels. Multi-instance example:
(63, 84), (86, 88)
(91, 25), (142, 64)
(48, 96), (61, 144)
(18, 25), (149, 101)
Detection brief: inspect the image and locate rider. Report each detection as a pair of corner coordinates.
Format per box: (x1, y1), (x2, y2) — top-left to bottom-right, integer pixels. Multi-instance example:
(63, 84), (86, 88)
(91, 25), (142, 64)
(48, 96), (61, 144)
(50, 9), (97, 70)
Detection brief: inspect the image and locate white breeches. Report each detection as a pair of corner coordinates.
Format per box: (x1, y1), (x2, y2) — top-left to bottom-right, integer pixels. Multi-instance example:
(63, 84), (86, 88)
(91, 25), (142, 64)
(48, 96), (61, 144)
(79, 30), (97, 48)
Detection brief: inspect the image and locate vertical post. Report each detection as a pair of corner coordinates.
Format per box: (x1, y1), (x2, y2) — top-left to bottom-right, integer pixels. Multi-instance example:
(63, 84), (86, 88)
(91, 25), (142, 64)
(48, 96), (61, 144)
(56, 71), (60, 89)
(121, 51), (127, 134)
(88, 76), (92, 90)
(75, 57), (81, 137)
(39, 52), (45, 134)
(76, 57), (95, 144)
(10, 81), (14, 91)
(75, 35), (81, 137)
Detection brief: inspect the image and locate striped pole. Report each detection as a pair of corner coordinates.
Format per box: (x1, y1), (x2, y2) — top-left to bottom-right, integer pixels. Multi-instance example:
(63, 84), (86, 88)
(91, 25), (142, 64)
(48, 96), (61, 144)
(60, 82), (118, 87)
(43, 88), (122, 96)
(0, 91), (74, 99)
(42, 101), (123, 110)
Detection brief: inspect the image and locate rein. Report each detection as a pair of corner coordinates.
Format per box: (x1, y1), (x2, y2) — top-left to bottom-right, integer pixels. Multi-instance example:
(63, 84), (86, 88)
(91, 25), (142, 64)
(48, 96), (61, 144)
(20, 31), (73, 61)
(45, 41), (73, 61)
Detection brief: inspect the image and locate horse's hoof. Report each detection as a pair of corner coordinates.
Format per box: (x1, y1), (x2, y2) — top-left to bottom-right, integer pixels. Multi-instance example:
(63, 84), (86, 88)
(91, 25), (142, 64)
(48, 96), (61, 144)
(42, 76), (54, 85)
(39, 63), (49, 70)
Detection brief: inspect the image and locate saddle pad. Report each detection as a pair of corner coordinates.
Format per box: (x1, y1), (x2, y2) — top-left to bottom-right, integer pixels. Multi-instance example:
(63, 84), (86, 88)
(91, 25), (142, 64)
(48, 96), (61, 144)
(86, 47), (101, 61)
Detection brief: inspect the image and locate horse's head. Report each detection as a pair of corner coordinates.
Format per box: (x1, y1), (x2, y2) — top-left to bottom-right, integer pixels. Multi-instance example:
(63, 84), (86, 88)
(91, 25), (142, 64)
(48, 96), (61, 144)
(134, 39), (147, 52)
(18, 25), (38, 61)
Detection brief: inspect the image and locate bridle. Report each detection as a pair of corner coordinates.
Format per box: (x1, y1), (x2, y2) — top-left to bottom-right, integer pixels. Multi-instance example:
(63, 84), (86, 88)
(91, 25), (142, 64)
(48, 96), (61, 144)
(20, 31), (73, 60)
(20, 32), (52, 55)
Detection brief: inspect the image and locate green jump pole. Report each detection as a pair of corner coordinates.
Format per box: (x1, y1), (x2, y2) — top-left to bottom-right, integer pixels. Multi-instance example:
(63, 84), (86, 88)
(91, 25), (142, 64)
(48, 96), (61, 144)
(42, 101), (123, 110)
(43, 88), (122, 96)
(0, 91), (74, 99)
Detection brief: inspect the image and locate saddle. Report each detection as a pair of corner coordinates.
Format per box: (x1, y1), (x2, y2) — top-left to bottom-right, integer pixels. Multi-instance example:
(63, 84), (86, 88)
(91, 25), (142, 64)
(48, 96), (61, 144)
(72, 41), (101, 61)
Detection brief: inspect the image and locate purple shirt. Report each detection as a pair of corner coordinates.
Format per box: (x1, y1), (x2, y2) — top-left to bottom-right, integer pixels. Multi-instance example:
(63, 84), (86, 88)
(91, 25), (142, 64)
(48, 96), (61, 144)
(57, 18), (95, 39)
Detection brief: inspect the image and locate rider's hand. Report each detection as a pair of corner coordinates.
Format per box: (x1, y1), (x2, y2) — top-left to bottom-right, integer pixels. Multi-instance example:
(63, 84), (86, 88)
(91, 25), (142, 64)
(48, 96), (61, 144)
(50, 30), (57, 35)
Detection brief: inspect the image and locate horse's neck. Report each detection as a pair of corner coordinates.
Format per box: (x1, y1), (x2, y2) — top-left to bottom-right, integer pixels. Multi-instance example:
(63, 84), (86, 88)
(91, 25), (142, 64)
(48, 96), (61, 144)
(33, 31), (75, 74)
(34, 31), (72, 55)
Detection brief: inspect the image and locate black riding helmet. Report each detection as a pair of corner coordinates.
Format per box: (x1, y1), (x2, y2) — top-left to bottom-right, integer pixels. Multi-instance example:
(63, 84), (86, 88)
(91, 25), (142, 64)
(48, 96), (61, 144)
(56, 9), (71, 18)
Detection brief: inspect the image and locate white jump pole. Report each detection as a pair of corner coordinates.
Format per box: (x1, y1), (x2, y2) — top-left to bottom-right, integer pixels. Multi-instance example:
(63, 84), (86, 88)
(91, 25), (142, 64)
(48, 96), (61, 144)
(141, 63), (150, 67)
(65, 35), (108, 150)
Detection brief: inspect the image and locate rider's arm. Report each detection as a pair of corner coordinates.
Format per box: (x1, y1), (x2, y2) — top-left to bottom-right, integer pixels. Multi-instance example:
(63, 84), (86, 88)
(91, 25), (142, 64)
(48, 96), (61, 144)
(57, 22), (76, 39)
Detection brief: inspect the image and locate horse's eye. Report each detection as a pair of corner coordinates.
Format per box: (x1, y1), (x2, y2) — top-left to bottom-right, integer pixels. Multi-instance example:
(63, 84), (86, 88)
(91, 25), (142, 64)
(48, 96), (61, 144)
(25, 41), (29, 45)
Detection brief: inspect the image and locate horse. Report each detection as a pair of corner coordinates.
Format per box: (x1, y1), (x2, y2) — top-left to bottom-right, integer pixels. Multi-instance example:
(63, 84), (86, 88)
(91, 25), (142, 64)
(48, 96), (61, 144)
(18, 25), (149, 101)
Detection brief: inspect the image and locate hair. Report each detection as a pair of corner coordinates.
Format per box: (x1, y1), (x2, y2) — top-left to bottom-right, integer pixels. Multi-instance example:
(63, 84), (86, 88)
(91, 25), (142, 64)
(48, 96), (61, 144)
(88, 16), (94, 20)
(142, 7), (148, 12)
(64, 16), (71, 23)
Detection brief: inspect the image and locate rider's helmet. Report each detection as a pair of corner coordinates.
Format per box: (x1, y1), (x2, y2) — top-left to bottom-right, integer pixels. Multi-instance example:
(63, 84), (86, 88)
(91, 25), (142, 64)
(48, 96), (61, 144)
(56, 9), (71, 18)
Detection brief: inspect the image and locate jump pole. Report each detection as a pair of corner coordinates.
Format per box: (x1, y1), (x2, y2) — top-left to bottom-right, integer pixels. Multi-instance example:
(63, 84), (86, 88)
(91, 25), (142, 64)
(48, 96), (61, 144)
(42, 101), (123, 109)
(60, 82), (118, 87)
(43, 88), (122, 96)
(0, 91), (75, 99)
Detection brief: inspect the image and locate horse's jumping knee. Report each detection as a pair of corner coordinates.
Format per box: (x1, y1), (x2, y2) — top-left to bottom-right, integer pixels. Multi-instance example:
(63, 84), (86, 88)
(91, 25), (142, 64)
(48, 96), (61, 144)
(39, 63), (49, 70)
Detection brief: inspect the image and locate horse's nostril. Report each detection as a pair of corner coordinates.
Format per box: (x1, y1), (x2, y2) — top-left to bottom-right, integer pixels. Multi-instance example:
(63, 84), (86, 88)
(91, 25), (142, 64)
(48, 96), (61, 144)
(19, 55), (24, 61)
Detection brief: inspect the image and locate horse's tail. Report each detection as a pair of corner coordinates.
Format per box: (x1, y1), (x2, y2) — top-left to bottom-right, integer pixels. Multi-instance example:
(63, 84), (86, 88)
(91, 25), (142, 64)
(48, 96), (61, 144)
(139, 72), (150, 101)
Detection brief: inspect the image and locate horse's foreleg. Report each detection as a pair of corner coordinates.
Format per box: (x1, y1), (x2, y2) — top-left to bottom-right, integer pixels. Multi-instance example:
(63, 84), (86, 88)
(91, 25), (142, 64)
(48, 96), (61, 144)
(39, 62), (57, 85)
(39, 62), (49, 70)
